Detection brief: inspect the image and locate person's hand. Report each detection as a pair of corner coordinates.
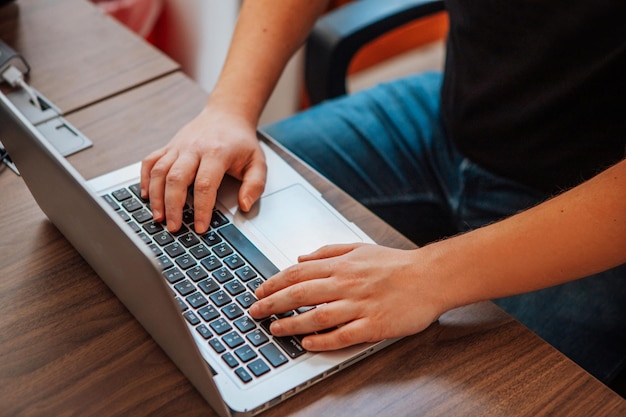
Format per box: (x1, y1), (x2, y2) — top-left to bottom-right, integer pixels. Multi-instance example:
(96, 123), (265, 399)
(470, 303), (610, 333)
(140, 106), (267, 233)
(249, 243), (446, 351)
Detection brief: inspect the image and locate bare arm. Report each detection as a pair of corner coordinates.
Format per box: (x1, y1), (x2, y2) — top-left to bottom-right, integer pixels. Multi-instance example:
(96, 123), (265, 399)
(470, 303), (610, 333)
(141, 0), (330, 233)
(250, 159), (626, 350)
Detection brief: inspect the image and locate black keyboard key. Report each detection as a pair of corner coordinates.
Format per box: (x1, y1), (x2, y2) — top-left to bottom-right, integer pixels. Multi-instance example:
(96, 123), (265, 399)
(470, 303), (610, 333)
(212, 267), (234, 284)
(222, 303), (244, 320)
(182, 210), (195, 225)
(122, 198), (143, 212)
(198, 278), (219, 294)
(236, 292), (257, 309)
(260, 343), (289, 368)
(200, 255), (222, 272)
(234, 367), (252, 383)
(246, 329), (269, 347)
(148, 244), (162, 257)
(143, 221), (164, 235)
(179, 232), (200, 248)
(157, 256), (173, 270)
(210, 210), (229, 228)
(198, 305), (220, 322)
(154, 231), (175, 247)
(222, 331), (244, 349)
(174, 279), (195, 296)
(201, 230), (222, 246)
(171, 224), (189, 237)
(102, 194), (120, 210)
(186, 292), (208, 309)
(235, 345), (257, 363)
(189, 244), (211, 259)
(275, 336), (307, 359)
(213, 242), (233, 258)
(196, 324), (213, 340)
(175, 254), (197, 270)
(224, 254), (245, 270)
(164, 242), (185, 257)
(138, 232), (151, 245)
(112, 188), (132, 201)
(127, 221), (141, 233)
(186, 266), (208, 282)
(128, 183), (148, 202)
(209, 290), (232, 307)
(183, 310), (201, 326)
(209, 338), (226, 354)
(234, 316), (256, 333)
(163, 267), (185, 284)
(247, 278), (264, 293)
(118, 211), (131, 222)
(224, 280), (245, 296)
(235, 266), (257, 282)
(247, 358), (270, 377)
(210, 318), (232, 335)
(175, 297), (188, 312)
(132, 209), (153, 223)
(219, 224), (280, 279)
(222, 352), (239, 368)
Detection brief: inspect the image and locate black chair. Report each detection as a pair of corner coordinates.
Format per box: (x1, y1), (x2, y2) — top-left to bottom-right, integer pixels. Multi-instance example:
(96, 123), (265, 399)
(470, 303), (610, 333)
(305, 0), (446, 105)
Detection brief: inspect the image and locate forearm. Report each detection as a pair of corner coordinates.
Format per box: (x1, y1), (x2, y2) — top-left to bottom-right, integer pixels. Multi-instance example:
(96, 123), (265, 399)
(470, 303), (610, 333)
(207, 0), (330, 122)
(427, 159), (626, 312)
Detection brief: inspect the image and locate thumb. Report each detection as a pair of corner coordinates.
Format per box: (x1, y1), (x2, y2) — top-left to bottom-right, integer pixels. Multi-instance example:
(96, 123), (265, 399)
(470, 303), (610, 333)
(238, 158), (267, 211)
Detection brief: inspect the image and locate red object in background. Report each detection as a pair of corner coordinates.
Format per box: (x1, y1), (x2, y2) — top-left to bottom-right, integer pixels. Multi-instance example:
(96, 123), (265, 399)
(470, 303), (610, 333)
(91, 0), (164, 39)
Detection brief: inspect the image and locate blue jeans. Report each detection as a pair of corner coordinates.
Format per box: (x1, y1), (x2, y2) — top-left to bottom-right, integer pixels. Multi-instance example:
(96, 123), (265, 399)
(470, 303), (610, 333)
(262, 72), (626, 383)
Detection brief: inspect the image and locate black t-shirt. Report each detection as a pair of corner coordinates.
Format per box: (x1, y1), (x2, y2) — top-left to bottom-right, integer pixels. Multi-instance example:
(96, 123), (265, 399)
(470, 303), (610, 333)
(441, 0), (626, 193)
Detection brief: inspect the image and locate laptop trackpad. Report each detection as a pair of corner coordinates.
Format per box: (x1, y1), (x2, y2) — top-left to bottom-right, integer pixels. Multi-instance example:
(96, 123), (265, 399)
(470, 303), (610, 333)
(243, 184), (363, 263)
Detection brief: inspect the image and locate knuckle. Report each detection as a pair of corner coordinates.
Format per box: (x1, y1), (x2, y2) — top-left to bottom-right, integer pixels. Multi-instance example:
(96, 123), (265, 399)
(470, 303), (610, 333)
(150, 162), (169, 179)
(287, 283), (308, 303)
(165, 169), (186, 186)
(337, 328), (355, 346)
(312, 307), (333, 327)
(284, 264), (304, 285)
(193, 177), (213, 194)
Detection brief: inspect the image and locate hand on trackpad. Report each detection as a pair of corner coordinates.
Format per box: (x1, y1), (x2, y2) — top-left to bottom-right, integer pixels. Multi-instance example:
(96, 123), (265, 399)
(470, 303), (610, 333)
(243, 184), (363, 263)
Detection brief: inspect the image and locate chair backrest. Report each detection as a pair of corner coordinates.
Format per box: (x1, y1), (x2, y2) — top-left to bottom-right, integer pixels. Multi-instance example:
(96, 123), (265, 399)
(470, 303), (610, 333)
(304, 0), (447, 106)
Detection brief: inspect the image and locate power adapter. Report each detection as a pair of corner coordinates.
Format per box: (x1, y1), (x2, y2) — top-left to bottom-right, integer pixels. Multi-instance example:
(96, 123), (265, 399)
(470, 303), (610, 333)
(0, 38), (41, 111)
(0, 38), (30, 76)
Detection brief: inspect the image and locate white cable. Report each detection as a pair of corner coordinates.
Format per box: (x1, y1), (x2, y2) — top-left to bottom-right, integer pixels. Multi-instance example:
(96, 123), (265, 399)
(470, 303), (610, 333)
(1, 64), (42, 111)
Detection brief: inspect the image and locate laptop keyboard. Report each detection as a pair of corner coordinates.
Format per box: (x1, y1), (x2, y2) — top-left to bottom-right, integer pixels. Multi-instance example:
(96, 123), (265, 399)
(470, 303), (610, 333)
(102, 183), (307, 384)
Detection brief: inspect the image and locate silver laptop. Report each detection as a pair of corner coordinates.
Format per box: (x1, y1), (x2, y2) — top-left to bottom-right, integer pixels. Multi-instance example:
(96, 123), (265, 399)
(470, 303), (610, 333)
(0, 91), (399, 416)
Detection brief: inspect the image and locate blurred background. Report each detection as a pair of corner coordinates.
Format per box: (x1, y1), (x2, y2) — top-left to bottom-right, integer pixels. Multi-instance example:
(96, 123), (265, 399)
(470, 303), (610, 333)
(90, 0), (446, 124)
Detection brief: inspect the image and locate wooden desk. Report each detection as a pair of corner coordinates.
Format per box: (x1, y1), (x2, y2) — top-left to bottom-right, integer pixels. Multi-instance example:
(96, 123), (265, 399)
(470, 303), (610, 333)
(1, 1), (625, 416)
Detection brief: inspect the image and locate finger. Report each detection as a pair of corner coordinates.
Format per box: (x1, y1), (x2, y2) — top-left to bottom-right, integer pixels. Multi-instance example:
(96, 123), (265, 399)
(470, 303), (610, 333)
(298, 243), (363, 262)
(237, 157), (267, 212)
(250, 275), (338, 319)
(268, 301), (355, 337)
(147, 150), (179, 223)
(255, 259), (333, 299)
(163, 153), (200, 232)
(140, 148), (166, 199)
(192, 158), (225, 233)
(300, 319), (374, 351)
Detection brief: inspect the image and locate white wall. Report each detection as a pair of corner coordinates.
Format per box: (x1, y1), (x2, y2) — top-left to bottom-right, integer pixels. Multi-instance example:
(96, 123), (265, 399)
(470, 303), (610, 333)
(155, 0), (301, 125)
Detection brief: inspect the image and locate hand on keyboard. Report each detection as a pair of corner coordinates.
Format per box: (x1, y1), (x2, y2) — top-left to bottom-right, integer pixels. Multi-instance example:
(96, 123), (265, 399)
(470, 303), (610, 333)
(249, 242), (444, 351)
(140, 105), (267, 234)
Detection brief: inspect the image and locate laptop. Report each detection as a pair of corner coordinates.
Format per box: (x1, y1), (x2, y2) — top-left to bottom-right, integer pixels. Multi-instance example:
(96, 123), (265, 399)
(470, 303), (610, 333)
(0, 91), (399, 416)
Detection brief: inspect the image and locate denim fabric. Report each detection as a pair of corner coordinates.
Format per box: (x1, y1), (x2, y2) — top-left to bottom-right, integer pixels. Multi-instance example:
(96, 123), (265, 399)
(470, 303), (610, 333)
(261, 72), (626, 383)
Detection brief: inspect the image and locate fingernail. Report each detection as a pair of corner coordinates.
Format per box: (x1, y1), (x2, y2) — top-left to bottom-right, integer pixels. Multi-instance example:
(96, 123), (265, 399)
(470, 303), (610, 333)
(195, 221), (206, 234)
(242, 197), (251, 212)
(270, 321), (281, 335)
(255, 286), (264, 298)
